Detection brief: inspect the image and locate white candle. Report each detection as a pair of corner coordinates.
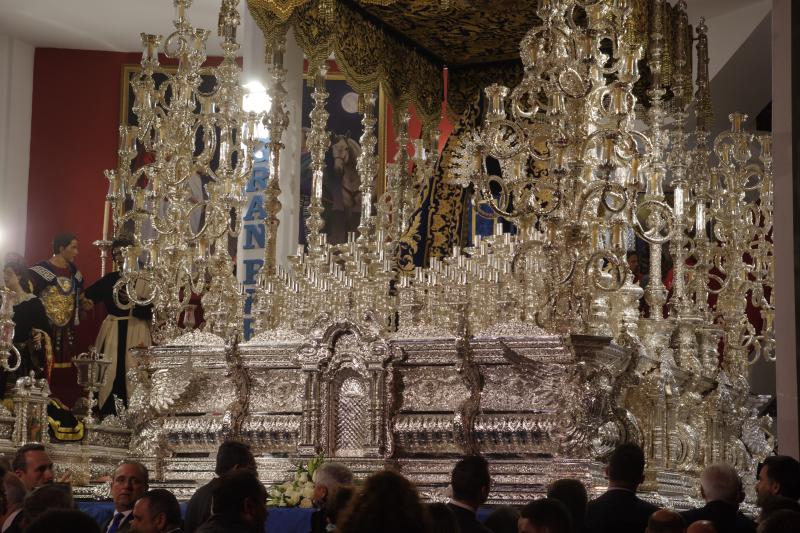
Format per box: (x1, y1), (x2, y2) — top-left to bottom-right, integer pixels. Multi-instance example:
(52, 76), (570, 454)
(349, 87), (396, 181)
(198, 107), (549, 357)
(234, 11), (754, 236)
(102, 200), (111, 241)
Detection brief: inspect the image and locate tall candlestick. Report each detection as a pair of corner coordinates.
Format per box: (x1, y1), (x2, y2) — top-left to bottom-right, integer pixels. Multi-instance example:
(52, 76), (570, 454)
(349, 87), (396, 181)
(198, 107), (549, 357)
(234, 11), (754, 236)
(102, 200), (111, 241)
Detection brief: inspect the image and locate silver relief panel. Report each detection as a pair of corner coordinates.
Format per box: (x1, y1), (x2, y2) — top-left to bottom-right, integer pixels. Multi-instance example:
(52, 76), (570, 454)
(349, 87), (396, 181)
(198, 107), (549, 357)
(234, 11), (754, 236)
(250, 370), (304, 413)
(399, 366), (468, 412)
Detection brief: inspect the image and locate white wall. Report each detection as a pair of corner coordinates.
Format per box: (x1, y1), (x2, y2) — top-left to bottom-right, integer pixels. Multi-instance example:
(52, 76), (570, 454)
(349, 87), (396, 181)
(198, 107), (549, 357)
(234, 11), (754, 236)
(687, 0), (771, 81)
(772, 0), (799, 458)
(0, 34), (33, 259)
(242, 9), (302, 269)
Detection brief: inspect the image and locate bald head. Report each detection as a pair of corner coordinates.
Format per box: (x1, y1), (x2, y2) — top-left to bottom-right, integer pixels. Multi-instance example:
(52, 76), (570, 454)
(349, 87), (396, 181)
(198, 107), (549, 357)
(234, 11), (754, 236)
(687, 520), (717, 533)
(646, 509), (686, 533)
(700, 464), (741, 505)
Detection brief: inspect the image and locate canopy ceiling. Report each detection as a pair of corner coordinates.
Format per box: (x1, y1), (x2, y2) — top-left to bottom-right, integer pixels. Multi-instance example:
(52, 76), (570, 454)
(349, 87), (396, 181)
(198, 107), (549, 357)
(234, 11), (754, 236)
(247, 0), (693, 129)
(353, 0), (542, 67)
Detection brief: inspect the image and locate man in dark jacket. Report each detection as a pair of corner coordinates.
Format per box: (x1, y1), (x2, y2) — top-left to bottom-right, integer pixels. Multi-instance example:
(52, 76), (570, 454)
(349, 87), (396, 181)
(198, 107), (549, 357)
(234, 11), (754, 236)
(195, 470), (267, 533)
(184, 441), (256, 533)
(585, 443), (658, 533)
(101, 461), (149, 533)
(755, 455), (800, 507)
(309, 463), (353, 533)
(446, 455), (493, 533)
(680, 464), (755, 533)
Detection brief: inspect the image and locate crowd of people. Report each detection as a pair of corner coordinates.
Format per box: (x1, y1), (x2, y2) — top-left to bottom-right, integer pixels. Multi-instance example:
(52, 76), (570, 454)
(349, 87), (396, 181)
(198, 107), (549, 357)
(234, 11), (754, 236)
(0, 440), (796, 533)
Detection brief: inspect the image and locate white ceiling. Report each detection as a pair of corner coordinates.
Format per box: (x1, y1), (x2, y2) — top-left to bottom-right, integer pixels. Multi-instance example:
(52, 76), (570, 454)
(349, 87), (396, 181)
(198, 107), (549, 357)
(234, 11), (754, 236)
(0, 0), (227, 55)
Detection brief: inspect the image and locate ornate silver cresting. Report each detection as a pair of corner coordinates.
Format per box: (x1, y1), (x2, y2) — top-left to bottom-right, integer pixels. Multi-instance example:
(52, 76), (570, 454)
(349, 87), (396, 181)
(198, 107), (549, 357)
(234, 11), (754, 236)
(105, 0), (262, 343)
(28, 0), (770, 506)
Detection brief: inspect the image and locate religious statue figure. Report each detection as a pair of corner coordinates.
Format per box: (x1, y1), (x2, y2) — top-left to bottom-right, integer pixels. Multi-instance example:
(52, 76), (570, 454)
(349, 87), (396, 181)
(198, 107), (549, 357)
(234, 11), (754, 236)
(2, 253), (51, 396)
(84, 236), (152, 415)
(324, 133), (362, 244)
(28, 233), (88, 375)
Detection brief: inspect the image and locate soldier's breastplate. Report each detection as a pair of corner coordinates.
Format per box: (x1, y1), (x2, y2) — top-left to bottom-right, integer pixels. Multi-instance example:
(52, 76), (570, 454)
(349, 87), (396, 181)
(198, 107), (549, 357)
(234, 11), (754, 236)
(40, 280), (75, 327)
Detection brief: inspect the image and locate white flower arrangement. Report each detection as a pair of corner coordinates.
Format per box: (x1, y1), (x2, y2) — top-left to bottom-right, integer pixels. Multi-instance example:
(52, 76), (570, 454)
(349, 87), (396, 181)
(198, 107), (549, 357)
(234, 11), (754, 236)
(267, 455), (325, 508)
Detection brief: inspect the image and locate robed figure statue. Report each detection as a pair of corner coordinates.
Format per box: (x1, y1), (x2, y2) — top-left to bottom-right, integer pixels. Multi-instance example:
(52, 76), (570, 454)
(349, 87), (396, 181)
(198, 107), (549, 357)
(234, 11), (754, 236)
(85, 237), (152, 415)
(2, 253), (51, 396)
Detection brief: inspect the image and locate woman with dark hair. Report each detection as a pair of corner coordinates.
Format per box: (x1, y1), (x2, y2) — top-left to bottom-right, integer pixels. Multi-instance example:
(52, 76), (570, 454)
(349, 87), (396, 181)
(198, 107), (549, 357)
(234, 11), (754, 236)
(84, 236), (152, 415)
(337, 470), (432, 533)
(2, 254), (51, 395)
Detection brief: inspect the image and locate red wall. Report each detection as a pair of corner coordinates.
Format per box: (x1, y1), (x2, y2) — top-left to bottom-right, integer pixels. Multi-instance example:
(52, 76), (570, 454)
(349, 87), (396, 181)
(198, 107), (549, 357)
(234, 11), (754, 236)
(27, 48), (144, 404)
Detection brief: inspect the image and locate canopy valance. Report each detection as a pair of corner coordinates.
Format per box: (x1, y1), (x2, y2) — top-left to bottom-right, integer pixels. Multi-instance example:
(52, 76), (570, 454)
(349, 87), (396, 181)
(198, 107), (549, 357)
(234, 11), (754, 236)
(247, 0), (696, 130)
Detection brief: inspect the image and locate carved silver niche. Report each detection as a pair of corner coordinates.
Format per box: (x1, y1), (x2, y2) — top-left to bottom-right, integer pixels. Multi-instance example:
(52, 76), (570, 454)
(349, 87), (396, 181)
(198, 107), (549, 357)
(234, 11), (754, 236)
(298, 320), (394, 459)
(332, 371), (369, 456)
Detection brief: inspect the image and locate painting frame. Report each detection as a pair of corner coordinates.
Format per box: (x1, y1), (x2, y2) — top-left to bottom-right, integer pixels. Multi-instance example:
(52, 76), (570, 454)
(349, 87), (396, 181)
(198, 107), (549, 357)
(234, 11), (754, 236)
(120, 64), (217, 127)
(299, 62), (388, 246)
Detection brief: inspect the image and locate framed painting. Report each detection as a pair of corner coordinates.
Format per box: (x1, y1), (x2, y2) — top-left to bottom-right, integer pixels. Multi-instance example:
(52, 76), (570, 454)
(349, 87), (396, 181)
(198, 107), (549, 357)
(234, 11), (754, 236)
(119, 64), (219, 242)
(120, 64), (217, 127)
(299, 64), (387, 246)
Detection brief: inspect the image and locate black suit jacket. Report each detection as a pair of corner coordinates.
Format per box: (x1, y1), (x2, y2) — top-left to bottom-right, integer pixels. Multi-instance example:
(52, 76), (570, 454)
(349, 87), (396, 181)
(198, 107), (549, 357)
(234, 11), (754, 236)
(309, 508), (326, 533)
(4, 510), (23, 533)
(100, 511), (133, 533)
(680, 501), (756, 533)
(447, 503), (493, 533)
(184, 481), (218, 533)
(585, 489), (659, 533)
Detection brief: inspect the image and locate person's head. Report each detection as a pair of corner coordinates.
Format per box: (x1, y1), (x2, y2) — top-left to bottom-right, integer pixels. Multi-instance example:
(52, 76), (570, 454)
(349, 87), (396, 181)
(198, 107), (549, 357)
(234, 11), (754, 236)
(547, 479), (588, 533)
(518, 498), (572, 533)
(131, 489), (182, 533)
(627, 251), (640, 274)
(111, 461), (149, 512)
(699, 464), (741, 505)
(337, 469), (430, 533)
(25, 509), (101, 533)
(757, 509), (800, 533)
(483, 505), (520, 533)
(211, 468), (267, 529)
(2, 471), (26, 514)
(111, 236), (134, 270)
(606, 443), (646, 490)
(325, 485), (355, 528)
(450, 455), (491, 508)
(756, 456), (800, 505)
(23, 483), (74, 525)
(757, 495), (800, 523)
(2, 255), (30, 293)
(52, 233), (78, 262)
(12, 444), (53, 490)
(313, 462), (354, 507)
(646, 509), (686, 533)
(686, 520), (717, 533)
(215, 440), (256, 476)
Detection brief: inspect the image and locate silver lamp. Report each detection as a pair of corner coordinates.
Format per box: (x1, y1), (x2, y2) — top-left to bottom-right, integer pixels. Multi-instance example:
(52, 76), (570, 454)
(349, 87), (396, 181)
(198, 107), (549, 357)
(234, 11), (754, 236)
(72, 346), (111, 424)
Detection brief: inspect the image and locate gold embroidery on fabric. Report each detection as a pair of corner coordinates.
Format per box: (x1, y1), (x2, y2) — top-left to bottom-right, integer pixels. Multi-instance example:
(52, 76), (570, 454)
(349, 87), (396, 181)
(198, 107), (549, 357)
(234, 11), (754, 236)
(56, 277), (74, 294)
(396, 168), (432, 271)
(40, 286), (75, 328)
(248, 0), (443, 128)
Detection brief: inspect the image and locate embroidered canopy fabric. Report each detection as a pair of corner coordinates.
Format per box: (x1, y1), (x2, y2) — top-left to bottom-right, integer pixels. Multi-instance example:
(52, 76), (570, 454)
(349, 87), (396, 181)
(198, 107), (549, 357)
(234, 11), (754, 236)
(247, 0), (693, 129)
(246, 0), (537, 127)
